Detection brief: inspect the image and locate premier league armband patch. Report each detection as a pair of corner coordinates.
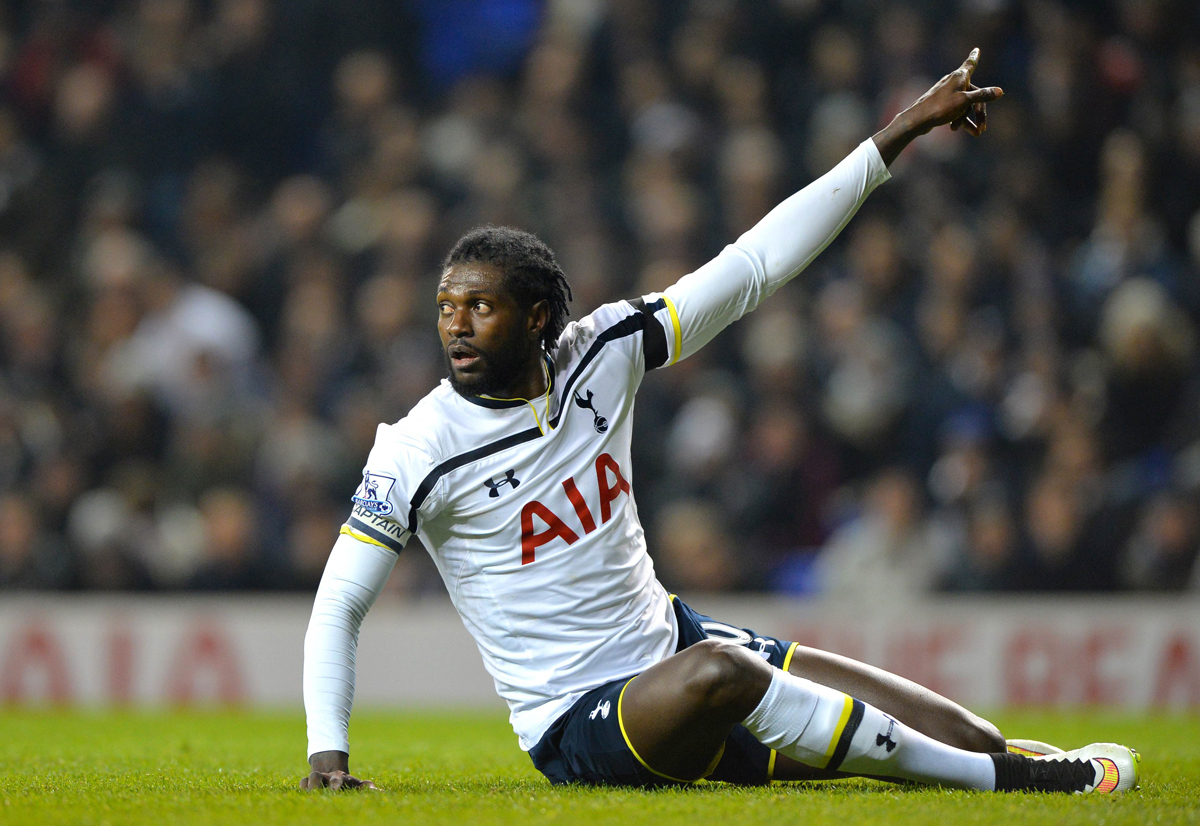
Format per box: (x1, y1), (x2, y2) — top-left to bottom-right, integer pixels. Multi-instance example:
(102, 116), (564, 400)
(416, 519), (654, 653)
(352, 470), (397, 515)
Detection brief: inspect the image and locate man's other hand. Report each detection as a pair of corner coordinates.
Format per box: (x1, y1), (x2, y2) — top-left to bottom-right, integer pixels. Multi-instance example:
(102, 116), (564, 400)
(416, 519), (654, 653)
(299, 750), (378, 791)
(873, 48), (1004, 166)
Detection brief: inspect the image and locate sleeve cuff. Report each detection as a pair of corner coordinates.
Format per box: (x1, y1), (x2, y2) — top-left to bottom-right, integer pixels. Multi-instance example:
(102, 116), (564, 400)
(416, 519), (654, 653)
(861, 137), (892, 189)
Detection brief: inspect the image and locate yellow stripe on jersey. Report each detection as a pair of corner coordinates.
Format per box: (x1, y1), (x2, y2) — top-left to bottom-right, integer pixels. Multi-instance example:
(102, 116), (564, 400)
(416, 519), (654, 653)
(339, 524), (394, 552)
(662, 295), (682, 365)
(820, 695), (855, 769)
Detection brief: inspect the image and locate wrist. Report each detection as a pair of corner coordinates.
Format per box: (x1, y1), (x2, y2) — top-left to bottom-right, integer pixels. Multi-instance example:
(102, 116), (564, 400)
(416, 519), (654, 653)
(871, 114), (919, 168)
(309, 750), (350, 773)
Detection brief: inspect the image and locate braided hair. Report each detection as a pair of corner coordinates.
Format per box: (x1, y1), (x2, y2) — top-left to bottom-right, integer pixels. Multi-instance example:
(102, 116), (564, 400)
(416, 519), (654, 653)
(443, 225), (573, 351)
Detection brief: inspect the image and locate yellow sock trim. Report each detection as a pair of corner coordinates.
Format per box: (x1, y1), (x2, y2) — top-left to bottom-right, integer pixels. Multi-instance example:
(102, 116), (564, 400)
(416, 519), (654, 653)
(617, 677), (707, 784)
(662, 295), (682, 365)
(820, 695), (855, 769)
(763, 643), (801, 783)
(339, 524), (393, 552)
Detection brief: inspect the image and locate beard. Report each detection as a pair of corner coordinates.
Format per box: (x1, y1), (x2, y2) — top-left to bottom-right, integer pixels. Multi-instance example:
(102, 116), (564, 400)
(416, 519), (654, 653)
(444, 332), (533, 398)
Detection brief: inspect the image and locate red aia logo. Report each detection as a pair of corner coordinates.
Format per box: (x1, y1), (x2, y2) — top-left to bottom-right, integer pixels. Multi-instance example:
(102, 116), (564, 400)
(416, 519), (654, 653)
(519, 453), (629, 564)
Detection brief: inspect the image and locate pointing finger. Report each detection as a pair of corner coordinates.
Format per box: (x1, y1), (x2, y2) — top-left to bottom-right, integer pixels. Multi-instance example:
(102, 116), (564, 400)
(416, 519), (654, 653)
(961, 47), (980, 81)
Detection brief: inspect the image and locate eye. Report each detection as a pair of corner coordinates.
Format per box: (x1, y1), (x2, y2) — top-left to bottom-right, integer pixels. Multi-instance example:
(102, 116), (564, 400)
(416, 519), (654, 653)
(473, 301), (490, 313)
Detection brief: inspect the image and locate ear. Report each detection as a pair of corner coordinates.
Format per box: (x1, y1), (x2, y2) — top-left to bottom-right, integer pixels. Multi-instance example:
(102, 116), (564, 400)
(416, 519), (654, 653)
(527, 299), (550, 343)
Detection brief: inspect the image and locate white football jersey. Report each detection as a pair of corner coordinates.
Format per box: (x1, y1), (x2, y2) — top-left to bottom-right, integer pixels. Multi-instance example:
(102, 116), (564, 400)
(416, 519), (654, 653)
(305, 138), (891, 756)
(345, 296), (685, 749)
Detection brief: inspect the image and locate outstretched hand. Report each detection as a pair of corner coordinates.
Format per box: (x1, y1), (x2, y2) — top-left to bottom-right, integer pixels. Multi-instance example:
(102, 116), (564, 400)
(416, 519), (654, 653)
(872, 48), (1004, 166)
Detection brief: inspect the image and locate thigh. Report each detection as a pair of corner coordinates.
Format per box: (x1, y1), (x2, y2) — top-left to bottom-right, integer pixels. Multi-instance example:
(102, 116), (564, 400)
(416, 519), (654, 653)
(619, 598), (799, 783)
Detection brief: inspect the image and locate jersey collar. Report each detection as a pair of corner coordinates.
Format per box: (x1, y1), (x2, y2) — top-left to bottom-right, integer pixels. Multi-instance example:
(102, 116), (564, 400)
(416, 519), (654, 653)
(465, 353), (556, 410)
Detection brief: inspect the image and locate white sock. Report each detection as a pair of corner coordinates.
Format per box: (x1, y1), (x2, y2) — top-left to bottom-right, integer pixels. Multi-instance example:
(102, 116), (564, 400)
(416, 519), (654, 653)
(742, 669), (997, 790)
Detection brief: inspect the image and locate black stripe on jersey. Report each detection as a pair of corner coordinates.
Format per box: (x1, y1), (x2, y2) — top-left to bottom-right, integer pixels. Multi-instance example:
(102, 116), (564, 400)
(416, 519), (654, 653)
(546, 311), (647, 429)
(629, 297), (669, 370)
(824, 699), (865, 772)
(404, 312), (650, 532)
(347, 516), (408, 554)
(405, 424), (543, 532)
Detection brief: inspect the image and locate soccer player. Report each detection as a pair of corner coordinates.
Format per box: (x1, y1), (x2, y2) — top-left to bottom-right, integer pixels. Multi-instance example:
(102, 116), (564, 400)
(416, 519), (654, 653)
(301, 51), (1139, 794)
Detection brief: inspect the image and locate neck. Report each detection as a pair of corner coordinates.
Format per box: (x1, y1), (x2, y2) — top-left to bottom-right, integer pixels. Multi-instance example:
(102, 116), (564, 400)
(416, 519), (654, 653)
(485, 352), (548, 400)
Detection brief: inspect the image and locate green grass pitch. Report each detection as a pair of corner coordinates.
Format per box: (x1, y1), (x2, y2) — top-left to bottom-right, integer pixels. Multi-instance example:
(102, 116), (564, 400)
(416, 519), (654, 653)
(1, 710), (1197, 825)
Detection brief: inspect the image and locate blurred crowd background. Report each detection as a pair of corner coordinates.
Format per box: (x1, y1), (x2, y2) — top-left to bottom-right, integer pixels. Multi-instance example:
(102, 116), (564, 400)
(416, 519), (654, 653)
(1, 0), (1199, 597)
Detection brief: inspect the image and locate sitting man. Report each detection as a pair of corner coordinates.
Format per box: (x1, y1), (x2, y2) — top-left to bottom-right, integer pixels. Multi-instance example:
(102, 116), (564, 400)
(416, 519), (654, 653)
(301, 50), (1138, 795)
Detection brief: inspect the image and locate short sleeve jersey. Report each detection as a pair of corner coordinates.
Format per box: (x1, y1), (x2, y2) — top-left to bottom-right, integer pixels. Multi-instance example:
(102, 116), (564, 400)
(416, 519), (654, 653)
(342, 295), (685, 750)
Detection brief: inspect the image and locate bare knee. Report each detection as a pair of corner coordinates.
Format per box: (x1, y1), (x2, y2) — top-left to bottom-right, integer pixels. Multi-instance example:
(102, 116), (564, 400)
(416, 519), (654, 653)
(677, 639), (772, 717)
(953, 711), (1005, 753)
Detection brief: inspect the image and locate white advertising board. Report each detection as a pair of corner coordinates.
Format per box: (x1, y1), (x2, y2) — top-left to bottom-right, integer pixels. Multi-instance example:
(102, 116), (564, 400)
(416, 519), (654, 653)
(1, 594), (1198, 710)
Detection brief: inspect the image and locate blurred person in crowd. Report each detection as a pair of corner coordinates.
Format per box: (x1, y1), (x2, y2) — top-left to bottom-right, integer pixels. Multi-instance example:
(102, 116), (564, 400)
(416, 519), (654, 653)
(1097, 278), (1197, 461)
(1070, 131), (1176, 330)
(187, 487), (266, 590)
(1020, 473), (1110, 592)
(652, 498), (738, 592)
(663, 377), (740, 495)
(0, 491), (72, 589)
(731, 401), (839, 559)
(927, 410), (995, 510)
(819, 307), (912, 468)
(103, 257), (260, 419)
(938, 486), (1024, 593)
(846, 215), (913, 324)
(815, 467), (953, 601)
(322, 50), (398, 183)
(1122, 491), (1200, 591)
(67, 483), (154, 591)
(284, 505), (341, 591)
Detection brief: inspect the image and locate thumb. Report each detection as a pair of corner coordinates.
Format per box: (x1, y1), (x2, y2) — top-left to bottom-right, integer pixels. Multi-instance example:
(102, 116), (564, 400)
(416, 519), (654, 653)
(963, 86), (1004, 103)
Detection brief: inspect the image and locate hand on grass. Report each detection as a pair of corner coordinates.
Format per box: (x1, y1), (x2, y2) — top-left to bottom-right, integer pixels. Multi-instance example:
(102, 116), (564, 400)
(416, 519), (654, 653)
(299, 769), (378, 791)
(300, 750), (378, 791)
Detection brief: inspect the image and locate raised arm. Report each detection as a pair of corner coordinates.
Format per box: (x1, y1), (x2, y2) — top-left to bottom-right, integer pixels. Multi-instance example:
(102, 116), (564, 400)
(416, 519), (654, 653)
(300, 534), (396, 790)
(648, 49), (1001, 365)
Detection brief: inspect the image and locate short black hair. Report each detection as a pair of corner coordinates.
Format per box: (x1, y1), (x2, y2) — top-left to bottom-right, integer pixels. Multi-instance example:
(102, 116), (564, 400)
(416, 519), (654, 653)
(443, 225), (573, 351)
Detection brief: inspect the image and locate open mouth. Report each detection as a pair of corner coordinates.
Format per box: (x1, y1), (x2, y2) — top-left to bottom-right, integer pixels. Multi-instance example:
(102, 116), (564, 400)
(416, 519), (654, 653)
(448, 343), (481, 370)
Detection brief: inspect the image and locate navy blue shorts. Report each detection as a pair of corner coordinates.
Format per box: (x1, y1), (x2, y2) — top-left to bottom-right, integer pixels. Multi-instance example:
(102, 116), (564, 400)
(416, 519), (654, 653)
(528, 596), (798, 787)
